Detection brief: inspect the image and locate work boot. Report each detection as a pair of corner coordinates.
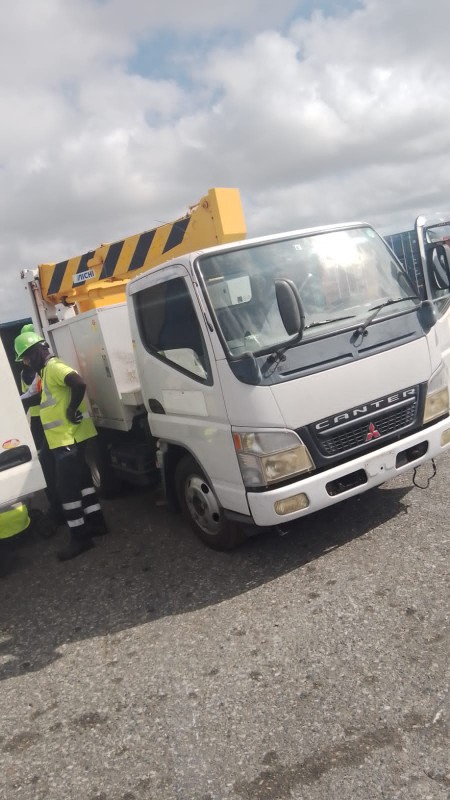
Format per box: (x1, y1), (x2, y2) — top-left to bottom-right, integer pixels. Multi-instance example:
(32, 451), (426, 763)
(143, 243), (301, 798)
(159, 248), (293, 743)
(57, 535), (95, 561)
(87, 520), (109, 537)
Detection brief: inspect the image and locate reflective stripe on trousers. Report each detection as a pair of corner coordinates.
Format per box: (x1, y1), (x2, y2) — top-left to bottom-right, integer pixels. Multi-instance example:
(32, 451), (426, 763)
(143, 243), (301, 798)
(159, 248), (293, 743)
(81, 487), (101, 515)
(53, 442), (105, 536)
(61, 499), (85, 528)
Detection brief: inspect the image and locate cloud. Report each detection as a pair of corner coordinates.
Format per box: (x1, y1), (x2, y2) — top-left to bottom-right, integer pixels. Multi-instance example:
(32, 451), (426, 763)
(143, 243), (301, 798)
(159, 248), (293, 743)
(101, 0), (303, 36)
(1, 0), (449, 321)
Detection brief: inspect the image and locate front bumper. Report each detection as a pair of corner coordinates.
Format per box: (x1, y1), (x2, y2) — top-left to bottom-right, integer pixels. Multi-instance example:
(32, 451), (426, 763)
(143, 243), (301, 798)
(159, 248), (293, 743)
(246, 417), (450, 527)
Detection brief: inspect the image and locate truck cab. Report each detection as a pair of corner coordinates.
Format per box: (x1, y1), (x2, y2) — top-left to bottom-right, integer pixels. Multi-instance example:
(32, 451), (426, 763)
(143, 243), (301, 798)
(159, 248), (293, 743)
(127, 220), (450, 548)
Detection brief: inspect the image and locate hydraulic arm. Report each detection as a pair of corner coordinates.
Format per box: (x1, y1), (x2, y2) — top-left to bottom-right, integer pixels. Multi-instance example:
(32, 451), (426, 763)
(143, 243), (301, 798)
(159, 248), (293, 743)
(36, 188), (246, 314)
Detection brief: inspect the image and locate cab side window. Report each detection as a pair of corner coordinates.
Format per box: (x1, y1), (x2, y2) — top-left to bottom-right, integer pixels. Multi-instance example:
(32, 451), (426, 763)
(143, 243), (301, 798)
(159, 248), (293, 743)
(135, 277), (211, 383)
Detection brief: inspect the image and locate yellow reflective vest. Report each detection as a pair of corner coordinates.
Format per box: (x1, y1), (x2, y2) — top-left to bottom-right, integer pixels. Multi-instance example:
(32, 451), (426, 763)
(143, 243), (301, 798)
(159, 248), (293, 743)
(40, 358), (97, 450)
(0, 503), (30, 539)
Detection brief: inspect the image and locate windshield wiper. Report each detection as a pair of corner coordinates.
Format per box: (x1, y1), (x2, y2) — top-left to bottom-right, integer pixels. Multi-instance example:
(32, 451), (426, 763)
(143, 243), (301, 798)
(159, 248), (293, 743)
(262, 315), (357, 373)
(305, 315), (356, 329)
(355, 296), (419, 337)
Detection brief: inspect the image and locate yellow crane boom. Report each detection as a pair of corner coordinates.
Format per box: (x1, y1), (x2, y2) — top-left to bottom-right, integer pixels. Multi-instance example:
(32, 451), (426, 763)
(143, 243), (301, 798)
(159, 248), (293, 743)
(38, 187), (246, 313)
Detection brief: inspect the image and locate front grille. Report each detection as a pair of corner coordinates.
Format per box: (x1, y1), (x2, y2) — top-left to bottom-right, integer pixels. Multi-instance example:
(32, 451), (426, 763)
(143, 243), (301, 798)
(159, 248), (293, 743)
(315, 402), (418, 458)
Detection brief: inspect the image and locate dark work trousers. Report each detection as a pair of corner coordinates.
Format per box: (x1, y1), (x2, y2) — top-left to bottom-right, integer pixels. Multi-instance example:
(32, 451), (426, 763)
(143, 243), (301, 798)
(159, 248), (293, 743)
(52, 441), (105, 538)
(39, 438), (63, 521)
(29, 416), (62, 520)
(30, 415), (45, 450)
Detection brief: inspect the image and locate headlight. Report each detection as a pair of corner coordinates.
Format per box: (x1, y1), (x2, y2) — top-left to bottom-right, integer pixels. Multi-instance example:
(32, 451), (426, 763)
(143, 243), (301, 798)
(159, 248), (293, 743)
(233, 430), (315, 488)
(424, 365), (449, 423)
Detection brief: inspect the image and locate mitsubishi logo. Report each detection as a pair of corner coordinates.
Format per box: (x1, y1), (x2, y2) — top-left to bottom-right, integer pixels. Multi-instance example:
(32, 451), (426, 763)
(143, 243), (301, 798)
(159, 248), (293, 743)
(366, 422), (381, 442)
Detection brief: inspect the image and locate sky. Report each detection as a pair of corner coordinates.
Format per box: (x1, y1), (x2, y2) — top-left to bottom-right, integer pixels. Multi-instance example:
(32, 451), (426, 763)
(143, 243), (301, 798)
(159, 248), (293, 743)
(1, 0), (449, 322)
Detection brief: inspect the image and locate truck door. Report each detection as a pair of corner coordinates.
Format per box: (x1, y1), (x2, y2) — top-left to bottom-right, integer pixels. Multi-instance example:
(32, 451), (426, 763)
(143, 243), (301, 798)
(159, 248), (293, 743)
(128, 264), (247, 516)
(0, 339), (45, 507)
(419, 218), (450, 378)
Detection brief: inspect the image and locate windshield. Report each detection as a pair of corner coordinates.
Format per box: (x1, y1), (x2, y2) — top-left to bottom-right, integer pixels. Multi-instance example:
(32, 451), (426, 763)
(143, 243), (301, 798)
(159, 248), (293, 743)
(197, 226), (419, 356)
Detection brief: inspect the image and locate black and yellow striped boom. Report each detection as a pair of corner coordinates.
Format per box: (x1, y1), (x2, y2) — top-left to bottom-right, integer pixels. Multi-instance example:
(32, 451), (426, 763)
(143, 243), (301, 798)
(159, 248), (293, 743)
(38, 187), (246, 313)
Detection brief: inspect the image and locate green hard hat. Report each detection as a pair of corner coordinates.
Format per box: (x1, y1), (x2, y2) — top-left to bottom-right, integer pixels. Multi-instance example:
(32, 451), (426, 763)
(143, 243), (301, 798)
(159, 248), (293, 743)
(14, 331), (45, 361)
(21, 323), (35, 334)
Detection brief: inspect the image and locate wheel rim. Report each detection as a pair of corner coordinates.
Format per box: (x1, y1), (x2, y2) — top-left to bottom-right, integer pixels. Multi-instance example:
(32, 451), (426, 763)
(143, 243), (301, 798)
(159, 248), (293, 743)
(85, 449), (101, 491)
(90, 462), (101, 491)
(184, 474), (221, 537)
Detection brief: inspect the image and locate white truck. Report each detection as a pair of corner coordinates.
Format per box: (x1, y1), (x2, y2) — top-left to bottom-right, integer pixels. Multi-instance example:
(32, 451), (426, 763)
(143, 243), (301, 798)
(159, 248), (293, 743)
(0, 337), (45, 519)
(21, 190), (450, 549)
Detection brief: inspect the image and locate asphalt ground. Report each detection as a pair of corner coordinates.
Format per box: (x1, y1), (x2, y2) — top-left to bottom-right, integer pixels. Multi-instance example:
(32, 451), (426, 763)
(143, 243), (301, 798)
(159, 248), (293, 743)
(0, 455), (449, 800)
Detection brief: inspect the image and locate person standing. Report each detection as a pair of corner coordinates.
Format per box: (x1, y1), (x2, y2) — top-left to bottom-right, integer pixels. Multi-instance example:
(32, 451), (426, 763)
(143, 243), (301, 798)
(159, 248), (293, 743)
(14, 331), (108, 561)
(19, 324), (45, 449)
(17, 324), (63, 526)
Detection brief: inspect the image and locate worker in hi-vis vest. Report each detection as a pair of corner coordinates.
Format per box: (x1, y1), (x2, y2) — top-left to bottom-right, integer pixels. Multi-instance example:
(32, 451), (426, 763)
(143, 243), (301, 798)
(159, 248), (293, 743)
(14, 331), (108, 561)
(19, 323), (44, 448)
(18, 324), (63, 526)
(0, 502), (30, 577)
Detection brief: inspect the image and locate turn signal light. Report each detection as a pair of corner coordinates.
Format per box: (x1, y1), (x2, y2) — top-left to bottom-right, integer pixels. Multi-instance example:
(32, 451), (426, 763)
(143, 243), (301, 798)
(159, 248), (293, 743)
(274, 493), (309, 515)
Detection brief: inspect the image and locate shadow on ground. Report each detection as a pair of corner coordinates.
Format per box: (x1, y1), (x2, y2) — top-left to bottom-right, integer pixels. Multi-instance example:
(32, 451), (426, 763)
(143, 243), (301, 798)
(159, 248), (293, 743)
(0, 482), (412, 681)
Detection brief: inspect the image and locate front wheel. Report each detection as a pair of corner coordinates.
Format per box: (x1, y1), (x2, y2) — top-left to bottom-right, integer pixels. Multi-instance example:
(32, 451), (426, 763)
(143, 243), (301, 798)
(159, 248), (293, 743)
(175, 456), (243, 550)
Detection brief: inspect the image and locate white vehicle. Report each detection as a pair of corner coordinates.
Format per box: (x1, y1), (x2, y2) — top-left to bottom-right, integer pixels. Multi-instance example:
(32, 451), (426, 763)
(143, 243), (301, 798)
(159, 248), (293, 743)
(0, 338), (45, 513)
(21, 190), (450, 549)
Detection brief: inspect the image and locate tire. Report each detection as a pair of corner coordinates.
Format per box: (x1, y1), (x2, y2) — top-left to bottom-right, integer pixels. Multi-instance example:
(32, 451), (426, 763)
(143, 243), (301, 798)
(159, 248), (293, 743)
(175, 455), (243, 551)
(85, 438), (121, 499)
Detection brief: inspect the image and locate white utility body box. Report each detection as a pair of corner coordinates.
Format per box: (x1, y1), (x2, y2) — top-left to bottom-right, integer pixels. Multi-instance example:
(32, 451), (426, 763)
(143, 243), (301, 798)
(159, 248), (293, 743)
(46, 303), (144, 432)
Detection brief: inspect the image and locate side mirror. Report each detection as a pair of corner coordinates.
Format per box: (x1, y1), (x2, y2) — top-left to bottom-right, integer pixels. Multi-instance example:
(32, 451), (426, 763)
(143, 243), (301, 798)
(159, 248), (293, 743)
(275, 278), (305, 338)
